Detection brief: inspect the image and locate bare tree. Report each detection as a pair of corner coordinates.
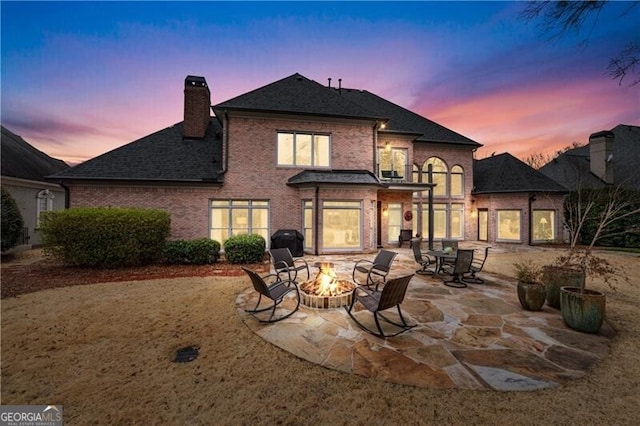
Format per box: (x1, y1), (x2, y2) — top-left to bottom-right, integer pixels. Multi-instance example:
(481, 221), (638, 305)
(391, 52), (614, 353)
(525, 142), (584, 170)
(521, 0), (640, 86)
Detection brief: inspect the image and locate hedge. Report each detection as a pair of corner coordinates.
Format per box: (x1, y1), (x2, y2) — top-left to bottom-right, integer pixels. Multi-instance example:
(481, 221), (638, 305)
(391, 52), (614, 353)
(164, 238), (221, 264)
(223, 234), (266, 264)
(40, 207), (171, 268)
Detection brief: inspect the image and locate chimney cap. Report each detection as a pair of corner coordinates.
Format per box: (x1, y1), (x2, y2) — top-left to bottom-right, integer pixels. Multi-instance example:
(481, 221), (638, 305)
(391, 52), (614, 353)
(185, 75), (208, 88)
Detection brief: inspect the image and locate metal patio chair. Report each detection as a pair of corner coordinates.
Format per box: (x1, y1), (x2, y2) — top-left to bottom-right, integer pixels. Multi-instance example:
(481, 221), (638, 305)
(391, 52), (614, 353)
(441, 249), (474, 288)
(269, 247), (310, 283)
(345, 274), (417, 338)
(411, 238), (436, 275)
(242, 267), (300, 323)
(352, 249), (397, 289)
(465, 247), (490, 284)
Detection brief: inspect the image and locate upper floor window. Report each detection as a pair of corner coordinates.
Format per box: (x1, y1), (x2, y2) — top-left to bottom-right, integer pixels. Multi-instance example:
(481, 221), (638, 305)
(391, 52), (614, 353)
(423, 157), (448, 197)
(277, 132), (330, 167)
(36, 189), (54, 228)
(378, 147), (407, 179)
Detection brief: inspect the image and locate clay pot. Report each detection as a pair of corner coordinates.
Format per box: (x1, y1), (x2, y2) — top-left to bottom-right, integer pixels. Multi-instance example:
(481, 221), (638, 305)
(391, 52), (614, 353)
(560, 286), (606, 333)
(542, 266), (584, 309)
(517, 281), (546, 311)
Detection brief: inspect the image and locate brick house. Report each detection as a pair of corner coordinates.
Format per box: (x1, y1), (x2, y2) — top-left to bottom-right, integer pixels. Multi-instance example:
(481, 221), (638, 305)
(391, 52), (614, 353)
(51, 73), (565, 253)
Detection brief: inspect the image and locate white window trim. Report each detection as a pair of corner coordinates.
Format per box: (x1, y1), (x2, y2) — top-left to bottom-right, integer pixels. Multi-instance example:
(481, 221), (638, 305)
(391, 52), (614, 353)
(276, 131), (331, 168)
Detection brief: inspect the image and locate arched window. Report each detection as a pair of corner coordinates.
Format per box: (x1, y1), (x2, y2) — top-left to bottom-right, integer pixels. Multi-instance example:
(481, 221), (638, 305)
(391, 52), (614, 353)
(423, 157), (448, 197)
(36, 189), (54, 227)
(451, 165), (464, 197)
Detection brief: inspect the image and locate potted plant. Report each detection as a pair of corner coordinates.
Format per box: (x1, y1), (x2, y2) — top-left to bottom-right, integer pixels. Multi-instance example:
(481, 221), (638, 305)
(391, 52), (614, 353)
(556, 249), (614, 333)
(514, 261), (546, 311)
(548, 184), (637, 333)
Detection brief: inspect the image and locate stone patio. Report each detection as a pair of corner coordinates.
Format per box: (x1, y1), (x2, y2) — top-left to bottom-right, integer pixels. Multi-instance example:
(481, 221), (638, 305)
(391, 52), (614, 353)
(235, 248), (615, 391)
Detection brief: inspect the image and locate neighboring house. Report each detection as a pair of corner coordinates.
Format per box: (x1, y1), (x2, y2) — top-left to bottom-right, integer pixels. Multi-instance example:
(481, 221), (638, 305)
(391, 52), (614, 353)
(473, 153), (567, 245)
(51, 73), (563, 253)
(540, 124), (640, 191)
(1, 126), (68, 247)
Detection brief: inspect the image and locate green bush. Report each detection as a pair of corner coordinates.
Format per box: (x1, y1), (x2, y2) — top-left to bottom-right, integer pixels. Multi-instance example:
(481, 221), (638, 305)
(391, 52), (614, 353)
(164, 238), (220, 264)
(40, 207), (171, 268)
(1, 187), (24, 252)
(223, 234), (266, 264)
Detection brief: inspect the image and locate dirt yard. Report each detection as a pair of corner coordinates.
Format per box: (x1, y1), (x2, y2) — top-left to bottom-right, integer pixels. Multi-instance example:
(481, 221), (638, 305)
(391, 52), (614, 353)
(1, 247), (639, 424)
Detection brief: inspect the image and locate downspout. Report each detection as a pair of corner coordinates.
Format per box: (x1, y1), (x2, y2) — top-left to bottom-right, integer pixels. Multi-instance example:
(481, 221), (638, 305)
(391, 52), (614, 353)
(222, 110), (230, 174)
(528, 193), (536, 246)
(59, 180), (70, 209)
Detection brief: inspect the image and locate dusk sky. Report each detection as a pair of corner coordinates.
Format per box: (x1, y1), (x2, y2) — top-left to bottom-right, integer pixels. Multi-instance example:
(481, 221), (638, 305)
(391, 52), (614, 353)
(2, 1), (639, 165)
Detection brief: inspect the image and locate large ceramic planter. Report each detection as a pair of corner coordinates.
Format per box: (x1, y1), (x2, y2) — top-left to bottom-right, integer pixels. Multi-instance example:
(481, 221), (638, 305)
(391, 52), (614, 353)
(560, 286), (606, 333)
(517, 281), (546, 311)
(542, 266), (584, 309)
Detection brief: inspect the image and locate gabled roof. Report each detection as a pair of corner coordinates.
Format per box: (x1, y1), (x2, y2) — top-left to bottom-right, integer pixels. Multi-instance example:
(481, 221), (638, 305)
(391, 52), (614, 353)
(1, 125), (68, 181)
(50, 120), (224, 183)
(214, 72), (481, 148)
(473, 153), (567, 194)
(213, 73), (383, 121)
(287, 169), (383, 186)
(539, 124), (640, 191)
(336, 88), (481, 147)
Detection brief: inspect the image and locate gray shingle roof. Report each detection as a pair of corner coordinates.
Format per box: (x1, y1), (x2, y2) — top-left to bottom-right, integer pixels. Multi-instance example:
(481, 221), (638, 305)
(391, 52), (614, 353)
(1, 126), (69, 181)
(214, 72), (481, 148)
(539, 124), (640, 191)
(213, 73), (383, 120)
(287, 169), (383, 186)
(51, 120), (223, 182)
(335, 88), (481, 147)
(473, 153), (567, 194)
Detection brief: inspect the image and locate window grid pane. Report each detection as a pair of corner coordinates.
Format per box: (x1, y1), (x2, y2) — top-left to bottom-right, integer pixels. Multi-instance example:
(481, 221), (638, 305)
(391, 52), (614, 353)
(210, 200), (270, 244)
(322, 201), (361, 249)
(277, 132), (330, 167)
(497, 210), (521, 241)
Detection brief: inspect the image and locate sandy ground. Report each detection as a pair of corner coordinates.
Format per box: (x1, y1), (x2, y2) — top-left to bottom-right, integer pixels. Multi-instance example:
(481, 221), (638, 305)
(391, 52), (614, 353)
(1, 247), (639, 425)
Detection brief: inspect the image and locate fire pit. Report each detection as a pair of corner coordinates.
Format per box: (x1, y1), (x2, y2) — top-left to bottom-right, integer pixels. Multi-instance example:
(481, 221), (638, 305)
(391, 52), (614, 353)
(299, 262), (356, 309)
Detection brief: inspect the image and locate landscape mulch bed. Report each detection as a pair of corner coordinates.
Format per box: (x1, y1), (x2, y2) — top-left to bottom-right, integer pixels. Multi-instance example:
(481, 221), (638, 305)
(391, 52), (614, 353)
(1, 257), (268, 299)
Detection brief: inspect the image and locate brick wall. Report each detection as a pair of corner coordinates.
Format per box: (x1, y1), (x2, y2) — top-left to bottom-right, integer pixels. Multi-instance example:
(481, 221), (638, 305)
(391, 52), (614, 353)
(68, 184), (218, 240)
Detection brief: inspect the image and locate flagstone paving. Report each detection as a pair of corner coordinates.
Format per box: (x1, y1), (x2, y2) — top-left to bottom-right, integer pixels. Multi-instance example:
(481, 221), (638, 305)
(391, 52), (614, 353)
(236, 249), (615, 391)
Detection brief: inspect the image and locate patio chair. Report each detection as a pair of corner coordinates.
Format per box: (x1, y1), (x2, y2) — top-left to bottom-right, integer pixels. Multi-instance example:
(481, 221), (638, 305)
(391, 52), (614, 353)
(441, 249), (474, 288)
(352, 249), (397, 289)
(464, 247), (490, 284)
(345, 274), (417, 338)
(411, 238), (436, 275)
(242, 267), (301, 323)
(269, 247), (310, 283)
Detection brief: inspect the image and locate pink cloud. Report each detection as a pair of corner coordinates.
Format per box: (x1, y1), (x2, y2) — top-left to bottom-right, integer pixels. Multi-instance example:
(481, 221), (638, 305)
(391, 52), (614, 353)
(419, 76), (638, 161)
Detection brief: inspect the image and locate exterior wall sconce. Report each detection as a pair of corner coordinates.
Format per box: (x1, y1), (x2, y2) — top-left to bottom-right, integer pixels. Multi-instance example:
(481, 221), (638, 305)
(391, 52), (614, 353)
(471, 209), (478, 219)
(382, 207), (388, 217)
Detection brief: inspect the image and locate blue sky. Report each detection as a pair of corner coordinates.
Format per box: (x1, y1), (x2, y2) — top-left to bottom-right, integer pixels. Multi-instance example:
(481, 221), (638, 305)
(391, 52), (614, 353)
(2, 1), (638, 164)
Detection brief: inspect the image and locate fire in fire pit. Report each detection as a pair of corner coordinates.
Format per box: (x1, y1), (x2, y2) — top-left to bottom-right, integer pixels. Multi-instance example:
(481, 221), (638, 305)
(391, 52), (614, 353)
(299, 262), (355, 309)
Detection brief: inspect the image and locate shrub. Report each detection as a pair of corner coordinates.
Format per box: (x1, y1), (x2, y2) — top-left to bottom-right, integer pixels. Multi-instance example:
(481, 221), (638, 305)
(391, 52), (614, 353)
(223, 234), (266, 264)
(164, 238), (220, 264)
(40, 207), (170, 268)
(1, 188), (24, 252)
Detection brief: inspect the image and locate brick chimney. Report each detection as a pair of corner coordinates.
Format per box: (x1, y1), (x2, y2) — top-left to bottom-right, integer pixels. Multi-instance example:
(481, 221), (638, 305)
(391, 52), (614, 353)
(589, 130), (614, 184)
(183, 75), (211, 139)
